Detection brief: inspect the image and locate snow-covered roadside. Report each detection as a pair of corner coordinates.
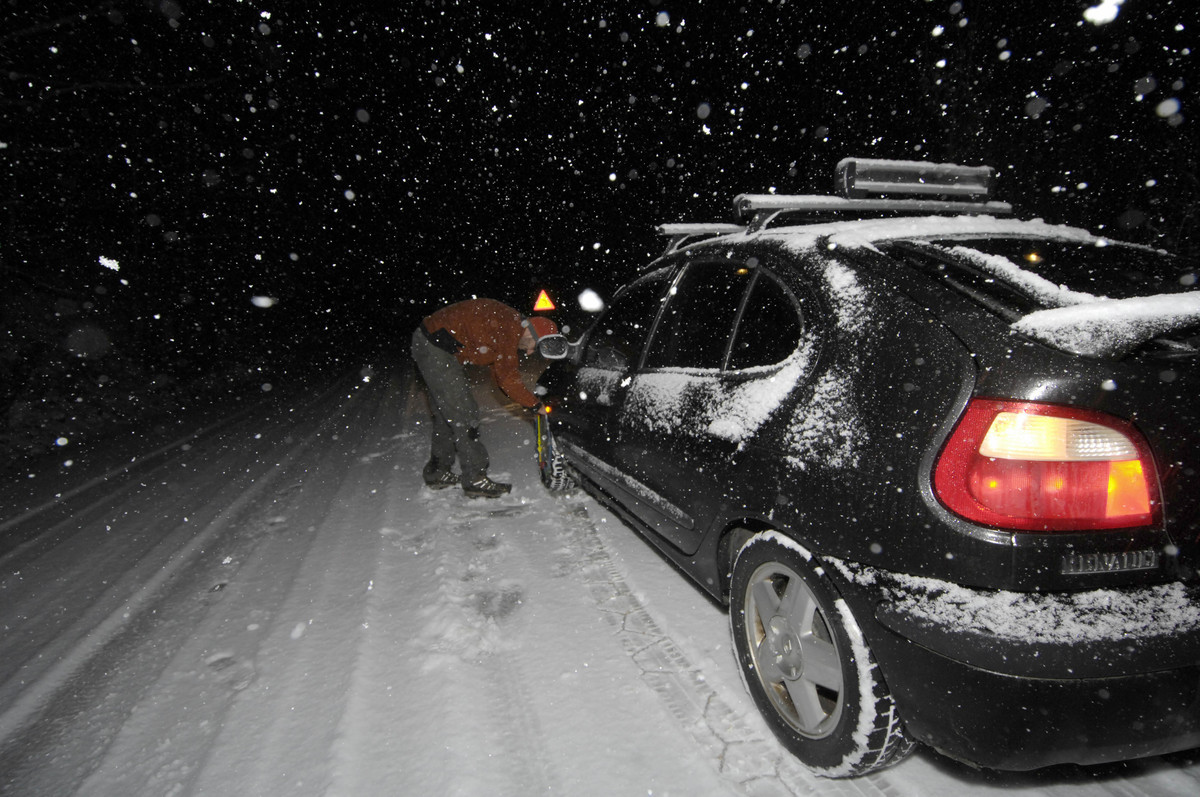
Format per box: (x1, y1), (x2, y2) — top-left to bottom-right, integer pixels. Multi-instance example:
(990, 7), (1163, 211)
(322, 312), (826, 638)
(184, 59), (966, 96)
(1, 363), (1198, 796)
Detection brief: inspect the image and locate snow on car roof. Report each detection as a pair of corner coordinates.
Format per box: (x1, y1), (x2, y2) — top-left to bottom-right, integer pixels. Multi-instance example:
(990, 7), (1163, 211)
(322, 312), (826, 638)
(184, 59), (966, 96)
(761, 213), (1101, 250)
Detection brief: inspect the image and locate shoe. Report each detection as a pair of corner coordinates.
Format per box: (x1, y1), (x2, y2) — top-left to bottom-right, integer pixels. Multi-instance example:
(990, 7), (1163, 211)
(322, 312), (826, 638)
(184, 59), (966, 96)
(423, 471), (460, 490)
(462, 475), (512, 499)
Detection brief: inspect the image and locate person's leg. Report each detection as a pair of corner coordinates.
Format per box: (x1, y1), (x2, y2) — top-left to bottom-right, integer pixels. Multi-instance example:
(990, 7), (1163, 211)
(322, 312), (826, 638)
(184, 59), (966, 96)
(410, 329), (490, 481)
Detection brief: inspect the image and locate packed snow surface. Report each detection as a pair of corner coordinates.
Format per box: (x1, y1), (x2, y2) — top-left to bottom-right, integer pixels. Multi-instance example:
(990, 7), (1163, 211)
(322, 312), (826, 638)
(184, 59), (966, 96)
(1, 365), (1198, 796)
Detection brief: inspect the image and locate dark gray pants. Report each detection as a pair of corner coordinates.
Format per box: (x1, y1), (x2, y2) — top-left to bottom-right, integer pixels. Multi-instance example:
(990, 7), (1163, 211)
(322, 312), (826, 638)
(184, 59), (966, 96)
(410, 327), (489, 480)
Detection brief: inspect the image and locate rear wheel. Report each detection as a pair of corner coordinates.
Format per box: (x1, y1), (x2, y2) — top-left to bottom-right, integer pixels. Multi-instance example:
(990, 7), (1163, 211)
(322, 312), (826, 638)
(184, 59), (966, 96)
(729, 531), (914, 777)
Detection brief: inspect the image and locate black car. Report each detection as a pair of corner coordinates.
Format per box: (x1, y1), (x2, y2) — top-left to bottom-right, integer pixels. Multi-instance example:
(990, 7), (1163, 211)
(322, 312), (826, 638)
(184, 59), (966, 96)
(533, 159), (1200, 777)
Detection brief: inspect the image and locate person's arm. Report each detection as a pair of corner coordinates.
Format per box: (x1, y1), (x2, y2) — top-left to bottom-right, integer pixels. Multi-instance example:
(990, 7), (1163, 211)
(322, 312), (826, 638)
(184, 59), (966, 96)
(489, 356), (540, 408)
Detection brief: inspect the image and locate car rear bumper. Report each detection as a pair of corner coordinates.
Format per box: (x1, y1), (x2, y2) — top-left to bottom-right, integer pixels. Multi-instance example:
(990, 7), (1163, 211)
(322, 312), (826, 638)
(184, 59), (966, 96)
(877, 627), (1200, 770)
(827, 558), (1200, 770)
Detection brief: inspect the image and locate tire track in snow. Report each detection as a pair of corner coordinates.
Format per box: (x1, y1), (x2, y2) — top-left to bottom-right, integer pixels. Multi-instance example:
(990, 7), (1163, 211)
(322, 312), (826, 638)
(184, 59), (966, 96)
(411, 486), (561, 794)
(328, 373), (561, 796)
(182, 379), (404, 797)
(0, 374), (375, 794)
(399, 363), (892, 795)
(0, 396), (359, 749)
(548, 495), (897, 797)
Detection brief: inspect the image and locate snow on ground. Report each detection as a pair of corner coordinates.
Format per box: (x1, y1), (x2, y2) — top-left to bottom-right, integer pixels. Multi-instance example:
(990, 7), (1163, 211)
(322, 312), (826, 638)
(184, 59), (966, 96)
(1, 362), (1199, 796)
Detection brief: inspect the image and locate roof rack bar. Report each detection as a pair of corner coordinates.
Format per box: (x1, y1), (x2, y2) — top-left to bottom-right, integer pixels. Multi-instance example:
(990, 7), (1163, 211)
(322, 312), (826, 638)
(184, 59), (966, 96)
(733, 194), (1012, 229)
(656, 222), (744, 254)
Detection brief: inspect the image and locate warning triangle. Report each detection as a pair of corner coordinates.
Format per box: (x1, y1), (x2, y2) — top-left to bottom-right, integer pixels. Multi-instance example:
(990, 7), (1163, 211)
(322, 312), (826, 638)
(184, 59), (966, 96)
(533, 289), (556, 312)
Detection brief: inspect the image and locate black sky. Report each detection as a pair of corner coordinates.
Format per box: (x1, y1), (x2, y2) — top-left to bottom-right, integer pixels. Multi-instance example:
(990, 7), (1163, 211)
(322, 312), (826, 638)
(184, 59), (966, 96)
(3, 0), (1196, 362)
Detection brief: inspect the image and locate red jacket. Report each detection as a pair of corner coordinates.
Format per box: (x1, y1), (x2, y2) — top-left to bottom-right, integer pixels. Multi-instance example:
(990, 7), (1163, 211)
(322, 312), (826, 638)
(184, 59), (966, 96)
(422, 298), (539, 408)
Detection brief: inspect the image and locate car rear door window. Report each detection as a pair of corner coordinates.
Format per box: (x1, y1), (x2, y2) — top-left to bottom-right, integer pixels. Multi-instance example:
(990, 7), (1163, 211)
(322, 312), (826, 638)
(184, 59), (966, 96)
(728, 270), (805, 369)
(642, 262), (753, 370)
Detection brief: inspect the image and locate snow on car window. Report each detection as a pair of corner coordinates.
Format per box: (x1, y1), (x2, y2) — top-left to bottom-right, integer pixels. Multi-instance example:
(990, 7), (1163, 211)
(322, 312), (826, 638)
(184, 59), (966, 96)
(706, 343), (815, 441)
(623, 342), (815, 444)
(832, 559), (1200, 645)
(1013, 292), (1200, 357)
(945, 245), (1105, 307)
(576, 366), (625, 406)
(607, 245), (877, 467)
(625, 370), (694, 433)
(932, 237), (1196, 301)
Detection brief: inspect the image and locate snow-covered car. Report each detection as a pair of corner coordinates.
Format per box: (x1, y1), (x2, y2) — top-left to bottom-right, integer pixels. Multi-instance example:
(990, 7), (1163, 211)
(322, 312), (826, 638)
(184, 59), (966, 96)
(533, 159), (1200, 777)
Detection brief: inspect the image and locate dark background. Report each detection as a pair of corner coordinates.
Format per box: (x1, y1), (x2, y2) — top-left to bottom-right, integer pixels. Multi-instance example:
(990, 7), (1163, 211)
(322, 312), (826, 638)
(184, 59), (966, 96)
(2, 0), (1196, 462)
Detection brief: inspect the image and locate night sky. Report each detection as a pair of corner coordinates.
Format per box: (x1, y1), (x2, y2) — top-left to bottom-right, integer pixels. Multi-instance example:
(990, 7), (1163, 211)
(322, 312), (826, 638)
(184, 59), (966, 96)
(3, 0), (1196, 375)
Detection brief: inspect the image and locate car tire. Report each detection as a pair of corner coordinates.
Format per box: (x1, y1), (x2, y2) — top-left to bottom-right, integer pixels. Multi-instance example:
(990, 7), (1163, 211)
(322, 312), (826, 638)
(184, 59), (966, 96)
(729, 531), (915, 777)
(537, 422), (576, 492)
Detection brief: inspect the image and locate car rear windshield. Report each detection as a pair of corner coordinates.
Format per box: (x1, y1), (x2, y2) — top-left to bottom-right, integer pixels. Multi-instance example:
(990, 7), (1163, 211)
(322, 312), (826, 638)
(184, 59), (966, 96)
(932, 238), (1197, 302)
(886, 237), (1200, 359)
(887, 237), (1199, 316)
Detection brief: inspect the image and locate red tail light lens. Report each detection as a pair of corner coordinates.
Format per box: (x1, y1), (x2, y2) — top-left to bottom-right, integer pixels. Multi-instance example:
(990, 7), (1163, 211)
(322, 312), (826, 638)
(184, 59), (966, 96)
(934, 399), (1159, 531)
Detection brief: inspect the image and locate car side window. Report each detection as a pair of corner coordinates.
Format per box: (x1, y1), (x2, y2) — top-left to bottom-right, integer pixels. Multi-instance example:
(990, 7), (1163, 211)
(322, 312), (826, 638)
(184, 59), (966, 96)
(642, 262), (754, 370)
(727, 270), (805, 369)
(583, 268), (672, 371)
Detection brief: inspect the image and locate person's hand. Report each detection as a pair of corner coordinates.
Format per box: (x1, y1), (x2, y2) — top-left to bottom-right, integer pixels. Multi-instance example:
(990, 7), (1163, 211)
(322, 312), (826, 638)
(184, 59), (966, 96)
(532, 402), (549, 415)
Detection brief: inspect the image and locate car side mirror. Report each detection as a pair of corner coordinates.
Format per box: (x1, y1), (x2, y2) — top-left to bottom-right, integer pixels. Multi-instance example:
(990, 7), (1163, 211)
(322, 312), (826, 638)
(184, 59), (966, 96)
(536, 334), (571, 360)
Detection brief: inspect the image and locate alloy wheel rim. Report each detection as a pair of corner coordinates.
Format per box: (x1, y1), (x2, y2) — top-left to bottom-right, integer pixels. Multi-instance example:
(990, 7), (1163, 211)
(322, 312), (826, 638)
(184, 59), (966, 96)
(744, 561), (845, 738)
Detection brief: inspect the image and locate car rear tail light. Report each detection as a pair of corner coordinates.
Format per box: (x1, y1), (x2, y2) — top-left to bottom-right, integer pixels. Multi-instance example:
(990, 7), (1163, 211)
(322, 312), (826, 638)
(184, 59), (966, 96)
(933, 399), (1159, 531)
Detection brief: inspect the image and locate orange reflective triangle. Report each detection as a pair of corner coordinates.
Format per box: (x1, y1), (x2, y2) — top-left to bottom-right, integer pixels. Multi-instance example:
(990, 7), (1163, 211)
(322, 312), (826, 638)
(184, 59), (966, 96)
(533, 289), (556, 311)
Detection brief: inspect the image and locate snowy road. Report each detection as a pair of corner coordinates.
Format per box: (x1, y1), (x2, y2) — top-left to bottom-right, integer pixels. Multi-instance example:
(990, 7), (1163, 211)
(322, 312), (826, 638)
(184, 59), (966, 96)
(2, 364), (1198, 796)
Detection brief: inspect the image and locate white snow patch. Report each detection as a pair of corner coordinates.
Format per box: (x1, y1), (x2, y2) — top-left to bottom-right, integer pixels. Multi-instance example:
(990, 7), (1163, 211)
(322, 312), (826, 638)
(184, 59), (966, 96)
(576, 366), (623, 406)
(740, 529), (814, 561)
(706, 348), (812, 441)
(775, 214), (1099, 250)
(839, 561), (1200, 645)
(784, 369), (865, 469)
(947, 245), (1106, 307)
(625, 370), (694, 432)
(1013, 292), (1200, 357)
(822, 259), (872, 333)
(622, 344), (814, 443)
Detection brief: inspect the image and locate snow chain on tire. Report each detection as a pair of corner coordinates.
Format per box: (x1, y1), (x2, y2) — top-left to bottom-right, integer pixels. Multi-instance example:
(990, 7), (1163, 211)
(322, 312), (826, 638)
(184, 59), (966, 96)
(537, 414), (576, 492)
(541, 451), (576, 492)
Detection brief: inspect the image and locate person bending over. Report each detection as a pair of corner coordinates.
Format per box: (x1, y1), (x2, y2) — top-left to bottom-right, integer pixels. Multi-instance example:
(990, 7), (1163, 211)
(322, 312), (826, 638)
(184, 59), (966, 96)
(410, 298), (558, 498)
